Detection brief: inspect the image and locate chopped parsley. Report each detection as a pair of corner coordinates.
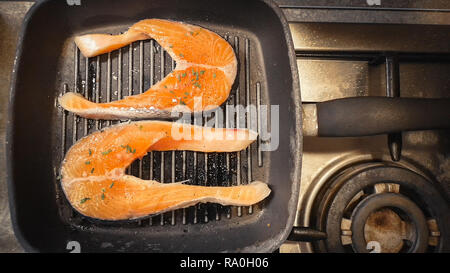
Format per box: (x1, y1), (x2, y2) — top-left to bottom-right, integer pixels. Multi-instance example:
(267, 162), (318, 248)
(102, 149), (112, 155)
(181, 73), (186, 78)
(164, 85), (167, 89)
(200, 70), (205, 75)
(184, 92), (189, 96)
(179, 99), (186, 105)
(88, 149), (92, 156)
(85, 161), (91, 165)
(193, 82), (201, 88)
(192, 71), (199, 80)
(213, 73), (216, 78)
(90, 168), (95, 174)
(179, 53), (184, 57)
(109, 182), (115, 189)
(101, 193), (105, 200)
(122, 144), (136, 154)
(80, 197), (90, 204)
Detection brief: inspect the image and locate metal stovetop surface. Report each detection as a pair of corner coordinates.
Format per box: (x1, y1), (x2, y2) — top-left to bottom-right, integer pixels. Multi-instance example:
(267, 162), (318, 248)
(1, 0), (449, 253)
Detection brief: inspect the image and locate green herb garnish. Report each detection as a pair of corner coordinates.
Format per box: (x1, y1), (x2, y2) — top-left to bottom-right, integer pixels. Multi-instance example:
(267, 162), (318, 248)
(90, 168), (95, 174)
(181, 73), (186, 78)
(200, 70), (205, 75)
(102, 149), (112, 155)
(192, 71), (199, 80)
(101, 193), (105, 200)
(80, 197), (91, 204)
(88, 149), (92, 156)
(85, 161), (91, 165)
(123, 144), (136, 154)
(213, 73), (216, 78)
(179, 53), (184, 57)
(109, 182), (115, 189)
(184, 92), (189, 96)
(193, 82), (201, 88)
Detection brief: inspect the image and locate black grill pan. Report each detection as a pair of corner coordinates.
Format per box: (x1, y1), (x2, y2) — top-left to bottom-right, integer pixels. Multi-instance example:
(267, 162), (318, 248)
(7, 0), (302, 252)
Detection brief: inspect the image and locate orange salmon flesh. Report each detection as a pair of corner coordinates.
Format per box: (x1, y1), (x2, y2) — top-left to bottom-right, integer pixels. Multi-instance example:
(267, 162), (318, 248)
(60, 121), (270, 220)
(58, 19), (237, 119)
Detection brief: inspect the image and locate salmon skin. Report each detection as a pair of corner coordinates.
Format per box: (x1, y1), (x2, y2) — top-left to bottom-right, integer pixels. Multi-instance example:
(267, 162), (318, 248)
(59, 19), (238, 120)
(60, 121), (270, 220)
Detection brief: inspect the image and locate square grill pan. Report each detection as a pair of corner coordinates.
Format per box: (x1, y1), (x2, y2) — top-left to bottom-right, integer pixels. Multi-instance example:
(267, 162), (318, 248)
(7, 0), (301, 252)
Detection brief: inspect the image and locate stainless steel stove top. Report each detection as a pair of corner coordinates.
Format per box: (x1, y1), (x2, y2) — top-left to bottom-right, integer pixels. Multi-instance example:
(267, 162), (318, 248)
(1, 0), (449, 253)
(280, 3), (450, 252)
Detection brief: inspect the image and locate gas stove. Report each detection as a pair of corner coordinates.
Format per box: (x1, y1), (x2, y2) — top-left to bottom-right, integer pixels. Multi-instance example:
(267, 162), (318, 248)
(280, 2), (450, 253)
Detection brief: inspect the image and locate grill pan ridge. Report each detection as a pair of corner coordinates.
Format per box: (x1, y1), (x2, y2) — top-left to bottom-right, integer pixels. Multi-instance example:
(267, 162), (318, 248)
(7, 0), (301, 252)
(58, 34), (267, 228)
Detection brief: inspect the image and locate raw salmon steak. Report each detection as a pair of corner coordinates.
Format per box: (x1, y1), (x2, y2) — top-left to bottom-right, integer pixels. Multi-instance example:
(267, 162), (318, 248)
(59, 19), (238, 120)
(60, 121), (270, 220)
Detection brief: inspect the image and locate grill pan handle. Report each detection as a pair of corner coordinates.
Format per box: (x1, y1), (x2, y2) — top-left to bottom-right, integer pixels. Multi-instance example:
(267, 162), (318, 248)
(302, 97), (450, 137)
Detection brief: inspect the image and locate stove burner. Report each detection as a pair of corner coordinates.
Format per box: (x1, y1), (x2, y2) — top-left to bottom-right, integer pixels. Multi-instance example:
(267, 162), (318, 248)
(363, 207), (406, 253)
(310, 163), (449, 253)
(350, 193), (428, 253)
